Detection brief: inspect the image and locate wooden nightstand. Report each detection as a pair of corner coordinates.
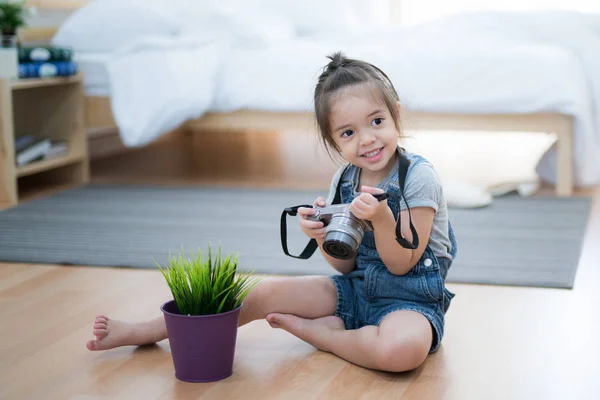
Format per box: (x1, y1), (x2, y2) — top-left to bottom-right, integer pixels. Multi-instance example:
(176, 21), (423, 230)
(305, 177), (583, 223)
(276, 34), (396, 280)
(0, 72), (89, 208)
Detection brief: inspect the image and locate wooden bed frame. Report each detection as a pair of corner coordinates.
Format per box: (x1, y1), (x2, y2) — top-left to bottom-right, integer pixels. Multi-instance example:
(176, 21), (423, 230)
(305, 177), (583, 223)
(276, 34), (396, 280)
(84, 95), (574, 196)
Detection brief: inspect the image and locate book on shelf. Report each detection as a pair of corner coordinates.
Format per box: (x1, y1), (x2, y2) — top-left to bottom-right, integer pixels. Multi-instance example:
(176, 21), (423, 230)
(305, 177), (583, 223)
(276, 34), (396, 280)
(18, 46), (73, 63)
(14, 135), (68, 167)
(16, 45), (77, 80)
(15, 137), (51, 167)
(44, 141), (68, 160)
(18, 61), (78, 79)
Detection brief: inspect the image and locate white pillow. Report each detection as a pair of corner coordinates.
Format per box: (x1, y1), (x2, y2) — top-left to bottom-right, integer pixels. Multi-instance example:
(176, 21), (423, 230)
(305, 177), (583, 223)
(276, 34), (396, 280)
(53, 0), (295, 52)
(52, 0), (179, 53)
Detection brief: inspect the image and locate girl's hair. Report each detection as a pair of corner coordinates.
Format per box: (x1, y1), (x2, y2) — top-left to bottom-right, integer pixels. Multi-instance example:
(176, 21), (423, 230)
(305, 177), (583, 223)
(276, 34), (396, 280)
(314, 51), (402, 158)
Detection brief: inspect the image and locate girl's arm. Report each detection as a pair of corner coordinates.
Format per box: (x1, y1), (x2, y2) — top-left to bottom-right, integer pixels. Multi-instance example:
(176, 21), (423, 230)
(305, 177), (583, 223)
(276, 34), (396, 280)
(316, 238), (357, 274)
(370, 206), (435, 275)
(353, 162), (442, 276)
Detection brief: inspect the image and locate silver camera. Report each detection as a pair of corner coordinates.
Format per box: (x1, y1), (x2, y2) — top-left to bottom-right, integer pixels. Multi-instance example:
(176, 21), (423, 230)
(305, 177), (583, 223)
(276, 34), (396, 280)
(308, 204), (373, 259)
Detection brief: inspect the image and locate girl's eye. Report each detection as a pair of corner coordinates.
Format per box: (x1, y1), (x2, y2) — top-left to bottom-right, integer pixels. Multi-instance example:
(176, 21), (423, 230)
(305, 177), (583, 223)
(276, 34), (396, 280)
(341, 130), (354, 138)
(372, 118), (383, 126)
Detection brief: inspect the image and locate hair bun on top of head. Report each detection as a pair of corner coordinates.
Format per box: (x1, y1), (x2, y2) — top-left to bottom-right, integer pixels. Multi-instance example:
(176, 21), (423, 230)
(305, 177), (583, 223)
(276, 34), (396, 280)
(327, 51), (348, 69)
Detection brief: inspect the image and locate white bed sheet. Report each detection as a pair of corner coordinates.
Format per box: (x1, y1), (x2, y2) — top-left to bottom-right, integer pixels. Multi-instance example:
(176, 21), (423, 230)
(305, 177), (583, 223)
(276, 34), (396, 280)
(73, 52), (111, 96)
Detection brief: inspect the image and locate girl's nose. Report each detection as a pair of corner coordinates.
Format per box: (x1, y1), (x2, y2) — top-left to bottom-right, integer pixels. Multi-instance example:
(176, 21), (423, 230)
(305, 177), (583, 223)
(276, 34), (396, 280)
(360, 131), (376, 146)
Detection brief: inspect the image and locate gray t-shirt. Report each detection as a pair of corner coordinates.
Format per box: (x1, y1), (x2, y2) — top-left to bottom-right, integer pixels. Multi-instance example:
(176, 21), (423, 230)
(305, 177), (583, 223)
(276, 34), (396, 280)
(325, 153), (453, 260)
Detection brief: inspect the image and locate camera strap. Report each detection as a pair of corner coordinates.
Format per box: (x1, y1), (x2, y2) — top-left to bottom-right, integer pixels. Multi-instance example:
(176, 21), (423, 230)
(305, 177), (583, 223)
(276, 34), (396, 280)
(280, 150), (418, 259)
(280, 158), (350, 259)
(396, 153), (419, 250)
(280, 204), (319, 259)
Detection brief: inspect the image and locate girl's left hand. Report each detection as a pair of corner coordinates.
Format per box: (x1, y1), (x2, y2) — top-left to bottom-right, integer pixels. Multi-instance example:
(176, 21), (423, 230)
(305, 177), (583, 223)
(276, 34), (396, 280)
(350, 186), (390, 223)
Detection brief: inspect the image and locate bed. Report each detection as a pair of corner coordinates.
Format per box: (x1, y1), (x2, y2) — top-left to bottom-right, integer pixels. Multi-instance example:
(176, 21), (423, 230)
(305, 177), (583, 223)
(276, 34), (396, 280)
(45, 1), (600, 196)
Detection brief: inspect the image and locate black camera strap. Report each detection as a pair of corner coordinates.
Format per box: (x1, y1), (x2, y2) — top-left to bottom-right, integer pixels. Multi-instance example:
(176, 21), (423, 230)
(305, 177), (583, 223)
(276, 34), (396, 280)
(280, 205), (319, 259)
(280, 150), (419, 259)
(396, 153), (419, 250)
(280, 160), (348, 259)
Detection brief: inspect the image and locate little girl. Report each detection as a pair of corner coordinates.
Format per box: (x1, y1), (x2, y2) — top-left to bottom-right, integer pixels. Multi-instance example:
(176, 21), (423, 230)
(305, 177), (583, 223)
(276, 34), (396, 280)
(87, 52), (457, 373)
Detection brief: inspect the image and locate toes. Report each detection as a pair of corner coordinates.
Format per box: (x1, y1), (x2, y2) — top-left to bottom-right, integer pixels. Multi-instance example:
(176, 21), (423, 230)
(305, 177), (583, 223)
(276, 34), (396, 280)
(86, 339), (109, 351)
(266, 313), (282, 327)
(266, 313), (301, 330)
(266, 313), (278, 323)
(86, 340), (99, 351)
(268, 320), (281, 329)
(92, 316), (109, 335)
(93, 328), (108, 337)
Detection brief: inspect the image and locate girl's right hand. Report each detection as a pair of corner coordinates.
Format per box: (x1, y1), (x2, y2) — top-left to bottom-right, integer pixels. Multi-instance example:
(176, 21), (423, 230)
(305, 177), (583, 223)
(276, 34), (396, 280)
(297, 197), (327, 240)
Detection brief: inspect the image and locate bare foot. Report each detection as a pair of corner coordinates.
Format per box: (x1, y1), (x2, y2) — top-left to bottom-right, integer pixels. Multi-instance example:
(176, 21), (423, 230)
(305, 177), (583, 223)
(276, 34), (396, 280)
(86, 315), (139, 351)
(86, 315), (168, 351)
(266, 313), (345, 352)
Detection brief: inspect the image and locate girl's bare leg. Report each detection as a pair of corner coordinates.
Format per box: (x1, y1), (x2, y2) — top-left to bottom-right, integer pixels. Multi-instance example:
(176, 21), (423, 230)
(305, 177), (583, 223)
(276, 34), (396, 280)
(266, 310), (432, 372)
(86, 276), (337, 351)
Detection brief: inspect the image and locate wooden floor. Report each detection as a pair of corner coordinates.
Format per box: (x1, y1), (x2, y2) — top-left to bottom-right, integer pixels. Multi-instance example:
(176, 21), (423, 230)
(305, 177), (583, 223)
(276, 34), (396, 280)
(1, 130), (599, 400)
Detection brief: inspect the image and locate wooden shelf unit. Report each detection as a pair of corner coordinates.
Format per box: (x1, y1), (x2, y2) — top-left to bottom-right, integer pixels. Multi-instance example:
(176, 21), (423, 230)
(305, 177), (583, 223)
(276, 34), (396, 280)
(0, 73), (89, 208)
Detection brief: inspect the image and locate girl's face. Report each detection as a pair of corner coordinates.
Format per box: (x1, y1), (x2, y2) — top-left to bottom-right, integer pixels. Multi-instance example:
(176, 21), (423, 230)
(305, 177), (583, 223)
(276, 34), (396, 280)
(329, 87), (400, 184)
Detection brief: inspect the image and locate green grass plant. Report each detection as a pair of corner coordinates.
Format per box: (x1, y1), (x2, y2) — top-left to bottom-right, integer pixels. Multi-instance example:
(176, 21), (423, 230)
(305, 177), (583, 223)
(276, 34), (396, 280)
(156, 244), (261, 316)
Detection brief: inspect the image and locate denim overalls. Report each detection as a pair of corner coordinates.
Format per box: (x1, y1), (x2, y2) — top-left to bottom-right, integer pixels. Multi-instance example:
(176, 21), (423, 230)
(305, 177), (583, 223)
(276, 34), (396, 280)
(330, 152), (458, 353)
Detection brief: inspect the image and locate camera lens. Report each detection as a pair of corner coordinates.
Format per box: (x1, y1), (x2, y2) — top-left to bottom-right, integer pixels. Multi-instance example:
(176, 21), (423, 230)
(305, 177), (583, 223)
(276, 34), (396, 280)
(323, 231), (358, 260)
(325, 241), (351, 259)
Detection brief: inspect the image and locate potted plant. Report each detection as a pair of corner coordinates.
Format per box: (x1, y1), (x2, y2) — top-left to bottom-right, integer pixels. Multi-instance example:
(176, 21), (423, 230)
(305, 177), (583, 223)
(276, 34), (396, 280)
(156, 244), (260, 383)
(0, 1), (27, 48)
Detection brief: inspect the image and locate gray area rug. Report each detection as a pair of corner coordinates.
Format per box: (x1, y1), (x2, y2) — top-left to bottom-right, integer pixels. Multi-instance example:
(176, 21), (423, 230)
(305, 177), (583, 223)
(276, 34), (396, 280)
(0, 184), (591, 288)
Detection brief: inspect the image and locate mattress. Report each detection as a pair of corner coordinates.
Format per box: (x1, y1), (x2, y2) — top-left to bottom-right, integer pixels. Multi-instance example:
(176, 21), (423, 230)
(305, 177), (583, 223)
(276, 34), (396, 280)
(73, 52), (111, 96)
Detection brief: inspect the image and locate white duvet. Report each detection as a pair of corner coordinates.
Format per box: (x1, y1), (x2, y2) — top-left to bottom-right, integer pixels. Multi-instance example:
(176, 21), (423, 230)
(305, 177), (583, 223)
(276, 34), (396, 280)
(54, 7), (600, 186)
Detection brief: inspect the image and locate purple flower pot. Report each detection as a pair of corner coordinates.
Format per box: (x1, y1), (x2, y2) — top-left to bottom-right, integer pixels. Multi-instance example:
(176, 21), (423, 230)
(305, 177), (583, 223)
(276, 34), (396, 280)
(160, 300), (241, 382)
